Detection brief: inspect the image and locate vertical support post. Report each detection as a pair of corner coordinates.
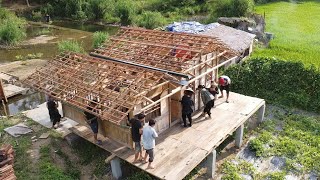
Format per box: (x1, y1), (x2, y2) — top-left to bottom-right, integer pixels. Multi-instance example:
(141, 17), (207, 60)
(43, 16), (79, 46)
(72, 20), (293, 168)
(258, 103), (266, 123)
(215, 52), (219, 82)
(168, 84), (172, 127)
(110, 157), (122, 179)
(235, 124), (244, 148)
(206, 149), (217, 178)
(0, 79), (7, 103)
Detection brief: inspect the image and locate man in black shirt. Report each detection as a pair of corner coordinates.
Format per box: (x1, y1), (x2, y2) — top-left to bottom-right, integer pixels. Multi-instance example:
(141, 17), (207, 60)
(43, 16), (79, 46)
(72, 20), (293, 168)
(84, 100), (101, 145)
(130, 113), (145, 163)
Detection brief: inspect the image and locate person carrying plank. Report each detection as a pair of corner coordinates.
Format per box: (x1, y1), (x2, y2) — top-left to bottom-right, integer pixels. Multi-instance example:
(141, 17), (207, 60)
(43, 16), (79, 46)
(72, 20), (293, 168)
(218, 75), (231, 103)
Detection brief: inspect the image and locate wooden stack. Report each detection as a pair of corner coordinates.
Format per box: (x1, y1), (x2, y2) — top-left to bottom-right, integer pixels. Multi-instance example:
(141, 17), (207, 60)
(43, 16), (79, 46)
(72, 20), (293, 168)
(0, 144), (16, 180)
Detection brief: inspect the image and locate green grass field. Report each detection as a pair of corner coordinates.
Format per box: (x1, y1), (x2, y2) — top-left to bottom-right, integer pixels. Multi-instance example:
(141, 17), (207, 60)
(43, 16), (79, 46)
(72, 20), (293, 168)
(253, 1), (320, 67)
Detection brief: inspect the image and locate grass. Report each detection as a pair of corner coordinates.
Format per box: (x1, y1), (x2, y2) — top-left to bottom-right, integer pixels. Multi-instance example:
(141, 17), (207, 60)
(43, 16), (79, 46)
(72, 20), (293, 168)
(253, 1), (320, 66)
(0, 115), (44, 179)
(221, 110), (320, 179)
(57, 40), (84, 53)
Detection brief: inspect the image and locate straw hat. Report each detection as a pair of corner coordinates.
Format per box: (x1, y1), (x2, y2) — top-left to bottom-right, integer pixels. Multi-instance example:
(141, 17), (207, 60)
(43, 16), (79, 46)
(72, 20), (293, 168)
(211, 82), (218, 87)
(185, 87), (194, 93)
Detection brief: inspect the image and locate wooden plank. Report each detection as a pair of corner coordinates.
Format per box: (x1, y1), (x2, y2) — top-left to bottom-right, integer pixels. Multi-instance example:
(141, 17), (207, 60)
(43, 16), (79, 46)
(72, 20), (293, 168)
(68, 92), (264, 180)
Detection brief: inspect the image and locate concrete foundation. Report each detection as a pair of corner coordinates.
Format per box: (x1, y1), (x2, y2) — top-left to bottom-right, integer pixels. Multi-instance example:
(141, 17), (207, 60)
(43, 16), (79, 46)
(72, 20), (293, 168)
(206, 149), (217, 178)
(235, 124), (244, 148)
(110, 157), (122, 179)
(258, 103), (266, 123)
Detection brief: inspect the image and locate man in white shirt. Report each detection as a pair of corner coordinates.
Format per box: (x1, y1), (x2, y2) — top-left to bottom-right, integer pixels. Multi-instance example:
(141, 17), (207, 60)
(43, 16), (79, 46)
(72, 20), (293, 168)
(142, 119), (158, 169)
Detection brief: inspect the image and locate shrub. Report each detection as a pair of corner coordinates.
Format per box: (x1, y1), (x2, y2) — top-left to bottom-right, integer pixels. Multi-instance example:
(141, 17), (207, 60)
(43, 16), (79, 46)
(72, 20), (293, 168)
(31, 10), (43, 21)
(115, 0), (136, 25)
(93, 31), (109, 48)
(224, 57), (320, 112)
(87, 0), (115, 20)
(135, 11), (166, 29)
(208, 0), (254, 21)
(58, 40), (84, 53)
(0, 8), (27, 45)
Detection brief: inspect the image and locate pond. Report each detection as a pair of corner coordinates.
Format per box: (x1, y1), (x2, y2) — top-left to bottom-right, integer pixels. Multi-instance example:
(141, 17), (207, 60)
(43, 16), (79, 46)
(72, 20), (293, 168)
(0, 21), (119, 115)
(0, 21), (119, 63)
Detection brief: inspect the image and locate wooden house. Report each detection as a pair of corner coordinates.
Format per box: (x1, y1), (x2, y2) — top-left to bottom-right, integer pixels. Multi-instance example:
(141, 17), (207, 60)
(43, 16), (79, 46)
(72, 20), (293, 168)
(23, 27), (266, 180)
(23, 27), (238, 148)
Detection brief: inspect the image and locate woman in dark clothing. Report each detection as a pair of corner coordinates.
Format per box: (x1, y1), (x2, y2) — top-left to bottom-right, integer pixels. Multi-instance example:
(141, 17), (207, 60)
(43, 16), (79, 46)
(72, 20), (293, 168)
(180, 88), (194, 127)
(46, 96), (61, 129)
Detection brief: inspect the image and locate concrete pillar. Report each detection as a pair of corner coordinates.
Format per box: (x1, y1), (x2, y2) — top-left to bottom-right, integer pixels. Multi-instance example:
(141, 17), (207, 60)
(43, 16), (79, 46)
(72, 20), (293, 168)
(258, 103), (266, 123)
(235, 124), (244, 148)
(110, 157), (122, 179)
(206, 149), (217, 178)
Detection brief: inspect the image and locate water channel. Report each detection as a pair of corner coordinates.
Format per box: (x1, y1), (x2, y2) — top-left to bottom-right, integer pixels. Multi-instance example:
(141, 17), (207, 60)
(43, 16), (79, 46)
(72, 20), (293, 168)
(0, 21), (119, 116)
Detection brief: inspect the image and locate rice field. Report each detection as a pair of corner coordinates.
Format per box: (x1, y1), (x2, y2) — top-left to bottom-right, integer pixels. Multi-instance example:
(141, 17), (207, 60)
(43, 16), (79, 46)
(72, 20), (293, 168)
(253, 1), (320, 67)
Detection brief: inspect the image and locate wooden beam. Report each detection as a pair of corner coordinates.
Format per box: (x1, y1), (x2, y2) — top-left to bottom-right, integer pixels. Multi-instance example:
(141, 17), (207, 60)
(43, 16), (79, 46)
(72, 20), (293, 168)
(139, 56), (238, 112)
(183, 51), (227, 73)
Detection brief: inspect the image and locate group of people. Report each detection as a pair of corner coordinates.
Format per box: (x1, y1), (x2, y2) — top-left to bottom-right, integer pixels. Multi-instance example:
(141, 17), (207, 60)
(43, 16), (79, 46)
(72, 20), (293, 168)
(45, 75), (231, 170)
(129, 113), (158, 169)
(180, 75), (231, 127)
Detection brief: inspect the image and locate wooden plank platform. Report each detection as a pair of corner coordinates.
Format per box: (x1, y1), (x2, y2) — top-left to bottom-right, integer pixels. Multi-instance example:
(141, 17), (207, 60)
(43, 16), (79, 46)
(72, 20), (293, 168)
(3, 84), (28, 98)
(71, 92), (265, 180)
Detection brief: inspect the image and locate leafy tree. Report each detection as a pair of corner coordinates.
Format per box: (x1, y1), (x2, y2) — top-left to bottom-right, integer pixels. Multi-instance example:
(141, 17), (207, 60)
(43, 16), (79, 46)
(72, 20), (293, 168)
(209, 0), (254, 20)
(135, 11), (166, 29)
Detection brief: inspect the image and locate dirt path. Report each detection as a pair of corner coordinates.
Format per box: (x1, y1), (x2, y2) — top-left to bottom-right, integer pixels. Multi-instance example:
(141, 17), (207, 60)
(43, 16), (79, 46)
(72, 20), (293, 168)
(0, 59), (47, 80)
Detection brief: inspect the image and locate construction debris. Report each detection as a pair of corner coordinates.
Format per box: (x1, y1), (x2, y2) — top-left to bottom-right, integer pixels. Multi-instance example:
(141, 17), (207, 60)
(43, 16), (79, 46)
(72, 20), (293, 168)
(0, 144), (16, 180)
(4, 123), (33, 137)
(39, 133), (49, 139)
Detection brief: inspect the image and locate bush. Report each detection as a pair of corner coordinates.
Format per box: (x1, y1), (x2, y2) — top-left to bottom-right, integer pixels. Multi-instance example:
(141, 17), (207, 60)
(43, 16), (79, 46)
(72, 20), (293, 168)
(92, 31), (109, 48)
(0, 8), (27, 45)
(224, 57), (320, 112)
(135, 11), (166, 29)
(115, 0), (136, 25)
(208, 0), (254, 21)
(58, 40), (84, 53)
(31, 10), (43, 21)
(87, 0), (115, 20)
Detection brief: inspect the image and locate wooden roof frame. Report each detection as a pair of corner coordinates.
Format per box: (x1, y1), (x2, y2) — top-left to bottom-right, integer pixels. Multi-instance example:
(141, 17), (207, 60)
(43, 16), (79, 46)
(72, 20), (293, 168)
(92, 27), (236, 77)
(24, 52), (168, 124)
(24, 27), (238, 125)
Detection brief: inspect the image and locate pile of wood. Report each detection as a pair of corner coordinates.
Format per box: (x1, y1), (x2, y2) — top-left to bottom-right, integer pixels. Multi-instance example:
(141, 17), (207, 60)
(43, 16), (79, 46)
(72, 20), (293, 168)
(0, 144), (16, 180)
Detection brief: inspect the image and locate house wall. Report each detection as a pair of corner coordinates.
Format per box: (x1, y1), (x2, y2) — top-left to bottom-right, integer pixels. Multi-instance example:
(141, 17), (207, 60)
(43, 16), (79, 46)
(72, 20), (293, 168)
(154, 90), (169, 134)
(62, 103), (133, 148)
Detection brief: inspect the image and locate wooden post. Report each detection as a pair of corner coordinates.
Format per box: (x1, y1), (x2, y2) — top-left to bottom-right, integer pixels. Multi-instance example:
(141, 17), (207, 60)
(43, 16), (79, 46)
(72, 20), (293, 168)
(215, 52), (219, 82)
(206, 149), (217, 178)
(2, 100), (8, 117)
(258, 103), (266, 123)
(235, 124), (244, 148)
(0, 79), (7, 103)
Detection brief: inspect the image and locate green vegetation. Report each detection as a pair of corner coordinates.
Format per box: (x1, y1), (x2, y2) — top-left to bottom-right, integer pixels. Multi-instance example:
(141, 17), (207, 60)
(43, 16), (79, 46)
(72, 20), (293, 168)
(93, 31), (109, 48)
(135, 11), (166, 29)
(126, 171), (152, 180)
(15, 53), (43, 61)
(225, 57), (320, 112)
(0, 7), (27, 45)
(208, 0), (254, 21)
(254, 1), (320, 66)
(0, 115), (109, 179)
(39, 146), (74, 180)
(36, 0), (255, 28)
(58, 40), (84, 53)
(251, 114), (320, 174)
(221, 113), (320, 179)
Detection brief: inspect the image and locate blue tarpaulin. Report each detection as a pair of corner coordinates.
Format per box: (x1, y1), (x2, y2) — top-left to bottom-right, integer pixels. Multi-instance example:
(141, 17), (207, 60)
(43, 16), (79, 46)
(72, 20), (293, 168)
(166, 21), (220, 34)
